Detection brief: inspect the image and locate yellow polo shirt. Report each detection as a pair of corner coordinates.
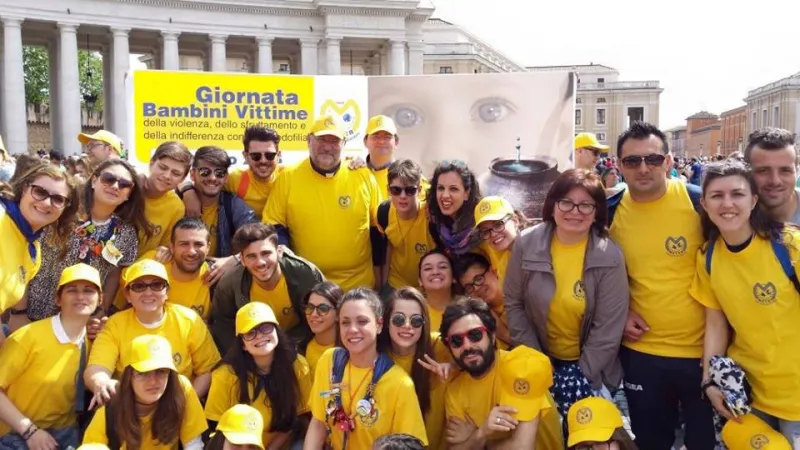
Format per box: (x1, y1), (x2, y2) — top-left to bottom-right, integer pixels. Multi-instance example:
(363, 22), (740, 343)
(140, 191), (186, 255)
(249, 274), (300, 331)
(381, 201), (436, 289)
(0, 203), (41, 314)
(305, 338), (335, 376)
(225, 166), (283, 221)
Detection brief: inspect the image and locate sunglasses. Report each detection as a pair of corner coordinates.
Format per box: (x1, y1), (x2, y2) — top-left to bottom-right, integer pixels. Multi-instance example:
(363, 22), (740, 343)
(462, 269), (488, 295)
(247, 151), (278, 162)
(99, 172), (135, 190)
(196, 167), (228, 178)
(441, 159), (467, 168)
(132, 368), (171, 380)
(243, 322), (275, 341)
(620, 154), (666, 168)
(444, 326), (487, 349)
(478, 214), (512, 240)
(389, 185), (419, 197)
(28, 184), (71, 209)
(391, 313), (425, 329)
(305, 303), (333, 316)
(128, 280), (168, 293)
(556, 199), (596, 215)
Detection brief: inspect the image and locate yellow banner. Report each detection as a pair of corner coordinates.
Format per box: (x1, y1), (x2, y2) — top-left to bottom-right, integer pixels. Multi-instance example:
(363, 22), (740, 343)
(132, 71), (314, 165)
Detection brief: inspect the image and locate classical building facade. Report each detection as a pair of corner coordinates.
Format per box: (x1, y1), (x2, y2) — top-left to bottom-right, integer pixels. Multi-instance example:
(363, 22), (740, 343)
(421, 19), (525, 74)
(744, 71), (800, 137)
(527, 63), (662, 153)
(720, 105), (747, 155)
(665, 125), (687, 157)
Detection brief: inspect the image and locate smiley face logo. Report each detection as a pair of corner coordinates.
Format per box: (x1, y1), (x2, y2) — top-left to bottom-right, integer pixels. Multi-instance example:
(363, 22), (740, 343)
(414, 243), (428, 254)
(752, 282), (777, 305)
(191, 305), (204, 317)
(245, 414), (260, 432)
(573, 280), (586, 301)
(248, 307), (261, 318)
(338, 196), (352, 209)
(664, 236), (688, 257)
(282, 306), (293, 316)
(513, 378), (529, 395)
(576, 407), (593, 425)
(479, 202), (491, 214)
(152, 225), (163, 237)
(148, 341), (163, 355)
(750, 434), (769, 449)
(172, 352), (182, 366)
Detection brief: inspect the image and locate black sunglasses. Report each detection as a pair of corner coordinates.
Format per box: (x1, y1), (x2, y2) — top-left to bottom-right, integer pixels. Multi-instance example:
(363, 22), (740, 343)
(620, 154), (666, 168)
(99, 172), (134, 190)
(389, 185), (419, 197)
(29, 184), (71, 209)
(243, 322), (275, 341)
(391, 313), (425, 329)
(196, 167), (228, 178)
(445, 326), (487, 349)
(305, 303), (333, 316)
(247, 151), (278, 162)
(128, 280), (168, 293)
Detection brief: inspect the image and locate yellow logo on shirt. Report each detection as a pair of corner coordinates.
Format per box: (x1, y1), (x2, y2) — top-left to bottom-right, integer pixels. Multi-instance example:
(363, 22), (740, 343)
(191, 305), (204, 317)
(576, 407), (593, 424)
(752, 282), (777, 305)
(750, 434), (769, 448)
(153, 225), (163, 236)
(358, 407), (379, 427)
(18, 266), (26, 283)
(414, 243), (428, 254)
(282, 306), (293, 316)
(173, 352), (182, 367)
(513, 378), (529, 395)
(338, 196), (352, 209)
(573, 280), (586, 301)
(664, 236), (688, 257)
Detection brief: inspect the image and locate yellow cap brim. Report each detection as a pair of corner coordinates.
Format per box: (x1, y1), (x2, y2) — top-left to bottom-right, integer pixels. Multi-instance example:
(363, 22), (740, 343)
(218, 430), (264, 449)
(367, 126), (397, 136)
(58, 276), (102, 291)
(568, 426), (616, 447)
(130, 359), (177, 373)
(78, 133), (92, 145)
(475, 211), (510, 226)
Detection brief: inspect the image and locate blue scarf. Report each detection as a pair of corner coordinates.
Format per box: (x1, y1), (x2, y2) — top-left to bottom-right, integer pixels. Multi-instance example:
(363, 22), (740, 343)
(0, 197), (41, 260)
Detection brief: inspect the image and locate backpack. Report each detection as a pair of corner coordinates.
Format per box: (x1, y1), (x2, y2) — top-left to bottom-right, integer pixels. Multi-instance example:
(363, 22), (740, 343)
(607, 182), (702, 226)
(705, 237), (800, 294)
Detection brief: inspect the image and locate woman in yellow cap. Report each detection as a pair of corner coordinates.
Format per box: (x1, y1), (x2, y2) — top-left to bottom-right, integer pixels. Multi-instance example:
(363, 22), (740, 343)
(474, 195), (535, 283)
(83, 334), (207, 449)
(300, 281), (343, 375)
(206, 404), (265, 450)
(205, 302), (312, 448)
(567, 397), (637, 450)
(0, 264), (100, 449)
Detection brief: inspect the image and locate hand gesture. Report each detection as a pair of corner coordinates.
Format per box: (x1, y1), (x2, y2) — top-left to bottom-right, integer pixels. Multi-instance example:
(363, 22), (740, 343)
(417, 354), (453, 381)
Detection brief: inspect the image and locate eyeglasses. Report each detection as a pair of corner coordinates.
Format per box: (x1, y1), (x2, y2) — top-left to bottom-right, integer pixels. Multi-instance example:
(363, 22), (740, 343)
(99, 172), (134, 190)
(444, 326), (487, 349)
(462, 269), (489, 295)
(620, 154), (666, 168)
(556, 199), (596, 215)
(132, 368), (171, 381)
(389, 185), (419, 197)
(478, 214), (512, 240)
(243, 322), (275, 341)
(305, 303), (333, 316)
(247, 151), (278, 162)
(28, 184), (71, 209)
(391, 313), (425, 329)
(196, 167), (228, 178)
(128, 280), (168, 293)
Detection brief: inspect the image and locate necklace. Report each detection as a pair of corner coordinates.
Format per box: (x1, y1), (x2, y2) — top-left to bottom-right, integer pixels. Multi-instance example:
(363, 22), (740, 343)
(347, 362), (374, 411)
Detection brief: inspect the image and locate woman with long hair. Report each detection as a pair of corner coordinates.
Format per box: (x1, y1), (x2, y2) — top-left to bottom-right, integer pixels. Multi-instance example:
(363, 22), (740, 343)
(23, 159), (148, 327)
(0, 264), (101, 449)
(82, 334), (207, 449)
(504, 168), (630, 417)
(304, 288), (427, 449)
(567, 397), (637, 450)
(205, 404), (264, 450)
(301, 281), (344, 375)
(691, 161), (800, 442)
(0, 163), (78, 321)
(417, 249), (459, 334)
(473, 196), (536, 285)
(425, 160), (482, 257)
(205, 302), (312, 449)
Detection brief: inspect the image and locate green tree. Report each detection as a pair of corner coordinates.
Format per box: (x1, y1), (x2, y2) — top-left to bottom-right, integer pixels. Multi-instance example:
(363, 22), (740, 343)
(22, 46), (105, 111)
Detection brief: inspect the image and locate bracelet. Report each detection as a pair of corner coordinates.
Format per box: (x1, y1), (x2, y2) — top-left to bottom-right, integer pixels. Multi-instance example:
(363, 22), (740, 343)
(21, 423), (38, 440)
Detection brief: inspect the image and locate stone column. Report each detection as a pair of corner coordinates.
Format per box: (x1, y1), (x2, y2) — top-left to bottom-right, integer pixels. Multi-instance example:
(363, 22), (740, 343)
(317, 40), (327, 75)
(256, 36), (273, 73)
(325, 37), (341, 76)
(110, 28), (130, 148)
(101, 46), (112, 131)
(1, 17), (27, 153)
(48, 38), (62, 151)
(209, 34), (227, 72)
(58, 22), (81, 156)
(407, 41), (424, 75)
(161, 31), (180, 71)
(388, 40), (406, 75)
(299, 38), (318, 75)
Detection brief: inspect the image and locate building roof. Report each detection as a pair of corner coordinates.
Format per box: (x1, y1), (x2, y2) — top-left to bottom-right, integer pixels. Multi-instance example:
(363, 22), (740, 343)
(686, 111), (719, 120)
(526, 63), (616, 71)
(424, 18), (526, 72)
(720, 105), (747, 116)
(665, 125), (687, 132)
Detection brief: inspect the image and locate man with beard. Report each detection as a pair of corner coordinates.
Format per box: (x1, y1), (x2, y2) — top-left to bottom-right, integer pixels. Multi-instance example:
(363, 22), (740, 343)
(262, 115), (382, 291)
(209, 222), (324, 354)
(440, 297), (561, 449)
(744, 128), (800, 223)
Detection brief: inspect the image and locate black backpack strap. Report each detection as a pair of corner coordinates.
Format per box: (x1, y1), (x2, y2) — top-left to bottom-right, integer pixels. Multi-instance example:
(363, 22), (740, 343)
(377, 200), (391, 232)
(684, 182), (703, 213)
(223, 193), (235, 248)
(106, 402), (121, 450)
(770, 238), (800, 294)
(705, 240), (716, 275)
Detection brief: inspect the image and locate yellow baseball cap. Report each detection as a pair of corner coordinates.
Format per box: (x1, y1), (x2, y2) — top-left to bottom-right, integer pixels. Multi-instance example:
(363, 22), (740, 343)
(123, 259), (168, 287)
(129, 334), (177, 373)
(567, 397), (624, 447)
(212, 404), (265, 449)
(309, 114), (346, 140)
(77, 445), (111, 450)
(722, 413), (791, 450)
(58, 263), (102, 290)
(474, 196), (514, 226)
(78, 130), (122, 155)
(497, 346), (553, 416)
(574, 132), (609, 153)
(365, 115), (398, 136)
(236, 302), (279, 335)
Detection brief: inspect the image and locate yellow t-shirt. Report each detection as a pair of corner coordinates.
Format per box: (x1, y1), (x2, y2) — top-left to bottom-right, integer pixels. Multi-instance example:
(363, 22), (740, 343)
(250, 274), (300, 331)
(428, 304), (445, 335)
(609, 179), (705, 358)
(225, 166), (283, 221)
(310, 348), (428, 449)
(690, 234), (800, 420)
(305, 338), (334, 376)
(205, 356), (313, 445)
(372, 167), (389, 202)
(486, 247), (511, 287)
(140, 191), (186, 255)
(200, 202), (219, 257)
(444, 349), (563, 449)
(547, 235), (588, 361)
(88, 303), (220, 380)
(83, 375), (207, 449)
(382, 201), (436, 289)
(0, 317), (84, 435)
(0, 204), (41, 314)
(262, 160), (380, 291)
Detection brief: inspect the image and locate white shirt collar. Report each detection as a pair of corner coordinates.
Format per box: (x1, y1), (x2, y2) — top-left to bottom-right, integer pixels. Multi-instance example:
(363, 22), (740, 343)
(50, 314), (86, 346)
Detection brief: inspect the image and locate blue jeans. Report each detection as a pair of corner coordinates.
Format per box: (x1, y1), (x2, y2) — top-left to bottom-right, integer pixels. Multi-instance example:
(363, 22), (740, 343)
(0, 426), (79, 449)
(752, 409), (800, 448)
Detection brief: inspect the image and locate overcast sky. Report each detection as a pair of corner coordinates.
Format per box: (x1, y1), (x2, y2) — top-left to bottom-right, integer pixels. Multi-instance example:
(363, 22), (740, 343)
(432, 0), (800, 129)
